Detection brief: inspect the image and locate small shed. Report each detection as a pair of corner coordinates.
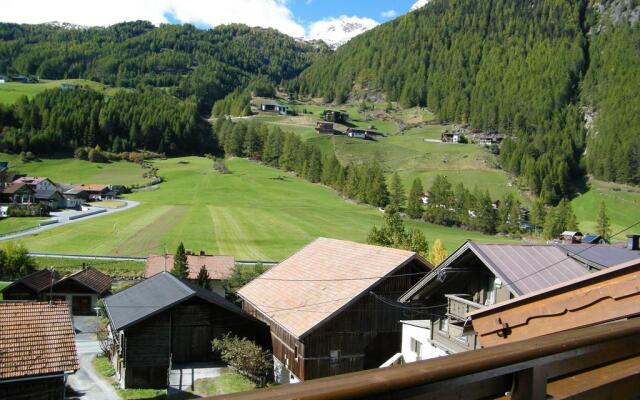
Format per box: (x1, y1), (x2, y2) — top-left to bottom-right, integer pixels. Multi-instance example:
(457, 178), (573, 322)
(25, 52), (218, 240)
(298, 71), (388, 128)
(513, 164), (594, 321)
(49, 268), (113, 315)
(105, 272), (268, 389)
(1, 269), (57, 301)
(560, 231), (583, 244)
(315, 121), (334, 134)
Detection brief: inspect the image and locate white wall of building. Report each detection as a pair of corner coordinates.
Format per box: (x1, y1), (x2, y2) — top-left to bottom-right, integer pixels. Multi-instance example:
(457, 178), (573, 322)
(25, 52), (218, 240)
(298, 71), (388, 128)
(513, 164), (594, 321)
(400, 322), (448, 363)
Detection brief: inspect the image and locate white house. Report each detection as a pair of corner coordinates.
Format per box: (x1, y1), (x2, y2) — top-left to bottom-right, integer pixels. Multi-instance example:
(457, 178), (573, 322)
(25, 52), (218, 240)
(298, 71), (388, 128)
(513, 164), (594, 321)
(13, 176), (57, 192)
(381, 320), (448, 367)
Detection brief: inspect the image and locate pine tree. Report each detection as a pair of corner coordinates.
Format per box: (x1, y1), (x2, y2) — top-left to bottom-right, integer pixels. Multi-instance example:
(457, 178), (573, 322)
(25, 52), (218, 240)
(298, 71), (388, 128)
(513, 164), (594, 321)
(406, 178), (424, 219)
(172, 242), (189, 279)
(196, 265), (211, 289)
(389, 172), (405, 211)
(428, 239), (448, 266)
(596, 201), (611, 240)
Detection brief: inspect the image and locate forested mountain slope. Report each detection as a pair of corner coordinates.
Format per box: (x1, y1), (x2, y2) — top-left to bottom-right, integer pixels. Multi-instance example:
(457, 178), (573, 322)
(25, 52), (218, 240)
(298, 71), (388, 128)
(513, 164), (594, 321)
(0, 21), (327, 111)
(291, 0), (640, 202)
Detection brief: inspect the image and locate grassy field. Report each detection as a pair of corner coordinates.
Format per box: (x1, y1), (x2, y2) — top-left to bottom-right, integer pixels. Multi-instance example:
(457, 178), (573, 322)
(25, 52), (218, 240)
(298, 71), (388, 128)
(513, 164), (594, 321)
(0, 282), (9, 300)
(0, 79), (119, 104)
(34, 257), (145, 278)
(0, 152), (150, 186)
(0, 217), (45, 235)
(571, 179), (640, 240)
(8, 157), (511, 259)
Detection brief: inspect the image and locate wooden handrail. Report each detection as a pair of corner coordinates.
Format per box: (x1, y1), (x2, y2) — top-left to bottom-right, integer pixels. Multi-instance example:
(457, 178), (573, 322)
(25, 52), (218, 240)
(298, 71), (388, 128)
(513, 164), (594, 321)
(210, 318), (640, 400)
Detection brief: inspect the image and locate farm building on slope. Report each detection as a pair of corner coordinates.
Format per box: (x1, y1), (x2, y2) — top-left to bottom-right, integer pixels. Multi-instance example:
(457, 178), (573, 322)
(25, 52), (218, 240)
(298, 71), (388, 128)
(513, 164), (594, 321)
(144, 252), (235, 296)
(0, 302), (79, 400)
(104, 272), (267, 389)
(237, 237), (433, 383)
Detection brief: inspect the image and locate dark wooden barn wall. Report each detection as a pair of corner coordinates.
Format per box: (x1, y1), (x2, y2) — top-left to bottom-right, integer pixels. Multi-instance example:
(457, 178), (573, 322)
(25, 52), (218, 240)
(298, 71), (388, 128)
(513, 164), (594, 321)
(302, 261), (425, 380)
(51, 280), (96, 294)
(0, 376), (65, 400)
(2, 283), (39, 300)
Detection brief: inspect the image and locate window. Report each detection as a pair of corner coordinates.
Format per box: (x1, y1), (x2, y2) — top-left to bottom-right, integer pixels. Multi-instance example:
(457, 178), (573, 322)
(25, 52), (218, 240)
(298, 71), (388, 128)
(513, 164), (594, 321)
(294, 344), (299, 361)
(330, 350), (340, 365)
(410, 338), (422, 356)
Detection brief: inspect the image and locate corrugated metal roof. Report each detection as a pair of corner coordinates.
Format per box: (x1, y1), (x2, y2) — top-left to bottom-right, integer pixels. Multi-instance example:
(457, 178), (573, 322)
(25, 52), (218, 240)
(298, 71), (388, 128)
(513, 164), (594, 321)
(557, 244), (640, 269)
(105, 272), (248, 331)
(237, 237), (428, 339)
(472, 243), (590, 295)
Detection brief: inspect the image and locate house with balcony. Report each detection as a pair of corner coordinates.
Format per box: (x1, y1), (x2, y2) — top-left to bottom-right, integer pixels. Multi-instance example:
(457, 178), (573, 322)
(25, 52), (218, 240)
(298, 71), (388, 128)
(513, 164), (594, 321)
(383, 241), (598, 365)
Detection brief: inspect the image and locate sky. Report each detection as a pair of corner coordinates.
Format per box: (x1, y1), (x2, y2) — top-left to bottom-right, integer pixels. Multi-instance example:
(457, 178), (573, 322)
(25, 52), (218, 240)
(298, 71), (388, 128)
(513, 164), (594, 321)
(1, 0), (431, 43)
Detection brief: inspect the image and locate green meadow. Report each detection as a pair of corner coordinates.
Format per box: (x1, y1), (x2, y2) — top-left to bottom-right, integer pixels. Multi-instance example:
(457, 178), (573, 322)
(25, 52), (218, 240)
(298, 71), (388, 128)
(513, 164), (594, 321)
(571, 179), (640, 240)
(0, 79), (119, 104)
(0, 217), (44, 235)
(8, 157), (510, 259)
(0, 152), (150, 186)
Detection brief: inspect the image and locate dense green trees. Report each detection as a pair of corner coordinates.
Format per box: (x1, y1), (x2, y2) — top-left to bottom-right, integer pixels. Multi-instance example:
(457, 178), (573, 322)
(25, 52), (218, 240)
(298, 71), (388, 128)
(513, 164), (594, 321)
(291, 0), (640, 202)
(406, 178), (424, 219)
(542, 199), (579, 240)
(0, 242), (36, 279)
(213, 119), (391, 209)
(367, 206), (429, 256)
(0, 22), (325, 111)
(0, 87), (209, 155)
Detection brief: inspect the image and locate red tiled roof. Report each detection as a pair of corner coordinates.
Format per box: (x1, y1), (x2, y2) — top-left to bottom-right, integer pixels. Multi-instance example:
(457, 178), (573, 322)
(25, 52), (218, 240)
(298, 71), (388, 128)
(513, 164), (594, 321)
(0, 302), (79, 379)
(237, 238), (426, 338)
(54, 268), (113, 294)
(145, 254), (235, 280)
(76, 184), (108, 192)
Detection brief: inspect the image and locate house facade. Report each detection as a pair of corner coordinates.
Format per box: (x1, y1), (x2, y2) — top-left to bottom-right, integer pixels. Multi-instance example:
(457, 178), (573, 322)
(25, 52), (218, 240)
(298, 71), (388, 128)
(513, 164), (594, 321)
(13, 176), (57, 192)
(237, 238), (432, 383)
(388, 242), (596, 363)
(0, 182), (34, 204)
(105, 273), (267, 389)
(0, 302), (79, 400)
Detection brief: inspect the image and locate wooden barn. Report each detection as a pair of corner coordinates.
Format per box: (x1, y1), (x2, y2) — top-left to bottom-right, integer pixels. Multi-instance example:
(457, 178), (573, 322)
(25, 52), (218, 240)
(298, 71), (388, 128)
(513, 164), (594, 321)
(105, 272), (268, 389)
(237, 238), (432, 383)
(1, 269), (56, 301)
(0, 302), (79, 400)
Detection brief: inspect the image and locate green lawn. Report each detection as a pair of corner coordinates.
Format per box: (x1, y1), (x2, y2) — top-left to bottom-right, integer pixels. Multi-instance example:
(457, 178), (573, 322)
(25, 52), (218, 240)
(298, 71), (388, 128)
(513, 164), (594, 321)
(0, 79), (119, 104)
(0, 152), (150, 186)
(93, 356), (168, 400)
(191, 373), (255, 396)
(8, 157), (511, 259)
(571, 179), (640, 240)
(34, 257), (145, 279)
(0, 282), (10, 300)
(0, 217), (45, 235)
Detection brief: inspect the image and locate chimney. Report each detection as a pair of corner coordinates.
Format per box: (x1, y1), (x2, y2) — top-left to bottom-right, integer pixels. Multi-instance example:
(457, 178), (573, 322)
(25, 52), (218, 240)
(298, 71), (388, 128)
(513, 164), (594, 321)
(628, 235), (640, 251)
(200, 250), (205, 256)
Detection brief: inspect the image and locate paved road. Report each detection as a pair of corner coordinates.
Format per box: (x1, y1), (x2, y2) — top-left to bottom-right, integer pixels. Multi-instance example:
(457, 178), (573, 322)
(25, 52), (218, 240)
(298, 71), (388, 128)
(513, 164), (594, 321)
(0, 200), (139, 242)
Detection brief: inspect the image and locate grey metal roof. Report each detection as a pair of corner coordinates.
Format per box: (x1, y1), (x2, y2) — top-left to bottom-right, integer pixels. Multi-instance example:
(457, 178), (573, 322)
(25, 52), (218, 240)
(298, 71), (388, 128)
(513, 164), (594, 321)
(400, 241), (591, 302)
(472, 243), (590, 295)
(557, 244), (640, 269)
(104, 272), (249, 331)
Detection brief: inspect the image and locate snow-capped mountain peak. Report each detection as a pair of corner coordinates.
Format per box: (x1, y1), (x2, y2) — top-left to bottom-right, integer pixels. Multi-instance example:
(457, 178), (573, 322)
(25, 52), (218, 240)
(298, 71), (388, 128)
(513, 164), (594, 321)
(307, 16), (379, 49)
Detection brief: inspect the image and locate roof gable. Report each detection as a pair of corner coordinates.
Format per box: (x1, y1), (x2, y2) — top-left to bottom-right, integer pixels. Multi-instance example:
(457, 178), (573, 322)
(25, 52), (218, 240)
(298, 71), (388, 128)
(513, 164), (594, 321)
(105, 272), (249, 331)
(237, 238), (429, 339)
(53, 268), (112, 294)
(0, 302), (79, 379)
(1, 269), (56, 294)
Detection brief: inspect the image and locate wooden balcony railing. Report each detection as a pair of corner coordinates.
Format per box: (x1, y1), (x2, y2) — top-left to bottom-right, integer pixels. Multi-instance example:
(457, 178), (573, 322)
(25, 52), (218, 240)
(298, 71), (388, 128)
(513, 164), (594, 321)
(210, 317), (640, 400)
(445, 294), (482, 321)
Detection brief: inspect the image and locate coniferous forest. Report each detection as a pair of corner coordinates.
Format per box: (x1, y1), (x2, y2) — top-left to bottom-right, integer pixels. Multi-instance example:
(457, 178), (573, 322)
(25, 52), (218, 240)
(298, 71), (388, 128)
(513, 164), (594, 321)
(290, 0), (640, 202)
(0, 0), (638, 199)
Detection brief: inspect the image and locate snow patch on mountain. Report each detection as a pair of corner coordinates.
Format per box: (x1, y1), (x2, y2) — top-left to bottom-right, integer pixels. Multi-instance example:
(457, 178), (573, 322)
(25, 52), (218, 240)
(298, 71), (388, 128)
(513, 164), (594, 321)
(410, 0), (432, 11)
(307, 16), (379, 49)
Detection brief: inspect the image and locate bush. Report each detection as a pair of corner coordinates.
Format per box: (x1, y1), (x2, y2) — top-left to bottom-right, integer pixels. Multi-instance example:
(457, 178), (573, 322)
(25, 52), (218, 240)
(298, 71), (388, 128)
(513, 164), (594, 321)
(20, 151), (37, 163)
(0, 242), (36, 279)
(7, 203), (49, 217)
(212, 334), (272, 385)
(214, 159), (230, 174)
(88, 147), (108, 163)
(74, 147), (88, 160)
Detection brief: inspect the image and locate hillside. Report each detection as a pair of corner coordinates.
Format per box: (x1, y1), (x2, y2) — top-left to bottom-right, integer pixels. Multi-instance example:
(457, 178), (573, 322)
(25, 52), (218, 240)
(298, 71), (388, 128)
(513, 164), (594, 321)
(0, 21), (327, 110)
(290, 0), (640, 202)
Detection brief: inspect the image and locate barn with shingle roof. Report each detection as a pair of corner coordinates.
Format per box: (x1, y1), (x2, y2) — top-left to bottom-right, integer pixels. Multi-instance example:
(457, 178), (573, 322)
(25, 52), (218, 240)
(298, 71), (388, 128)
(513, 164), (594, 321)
(237, 237), (433, 383)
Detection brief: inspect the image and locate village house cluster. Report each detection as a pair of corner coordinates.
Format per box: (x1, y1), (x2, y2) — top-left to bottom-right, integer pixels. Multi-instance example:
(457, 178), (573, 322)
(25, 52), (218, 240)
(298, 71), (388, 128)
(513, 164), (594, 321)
(0, 163), (117, 217)
(1, 234), (640, 398)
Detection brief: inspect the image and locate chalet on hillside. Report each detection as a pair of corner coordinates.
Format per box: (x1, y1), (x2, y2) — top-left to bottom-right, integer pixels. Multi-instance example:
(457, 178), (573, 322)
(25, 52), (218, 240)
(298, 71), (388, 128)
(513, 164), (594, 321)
(322, 110), (349, 123)
(346, 128), (371, 139)
(34, 190), (64, 210)
(76, 184), (114, 201)
(0, 182), (34, 204)
(386, 240), (640, 365)
(560, 230), (583, 244)
(0, 268), (112, 315)
(441, 131), (461, 143)
(105, 272), (267, 389)
(0, 302), (79, 400)
(59, 184), (89, 208)
(315, 121), (334, 134)
(261, 103), (289, 115)
(237, 238), (433, 383)
(469, 257), (640, 347)
(144, 252), (235, 296)
(13, 176), (57, 192)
